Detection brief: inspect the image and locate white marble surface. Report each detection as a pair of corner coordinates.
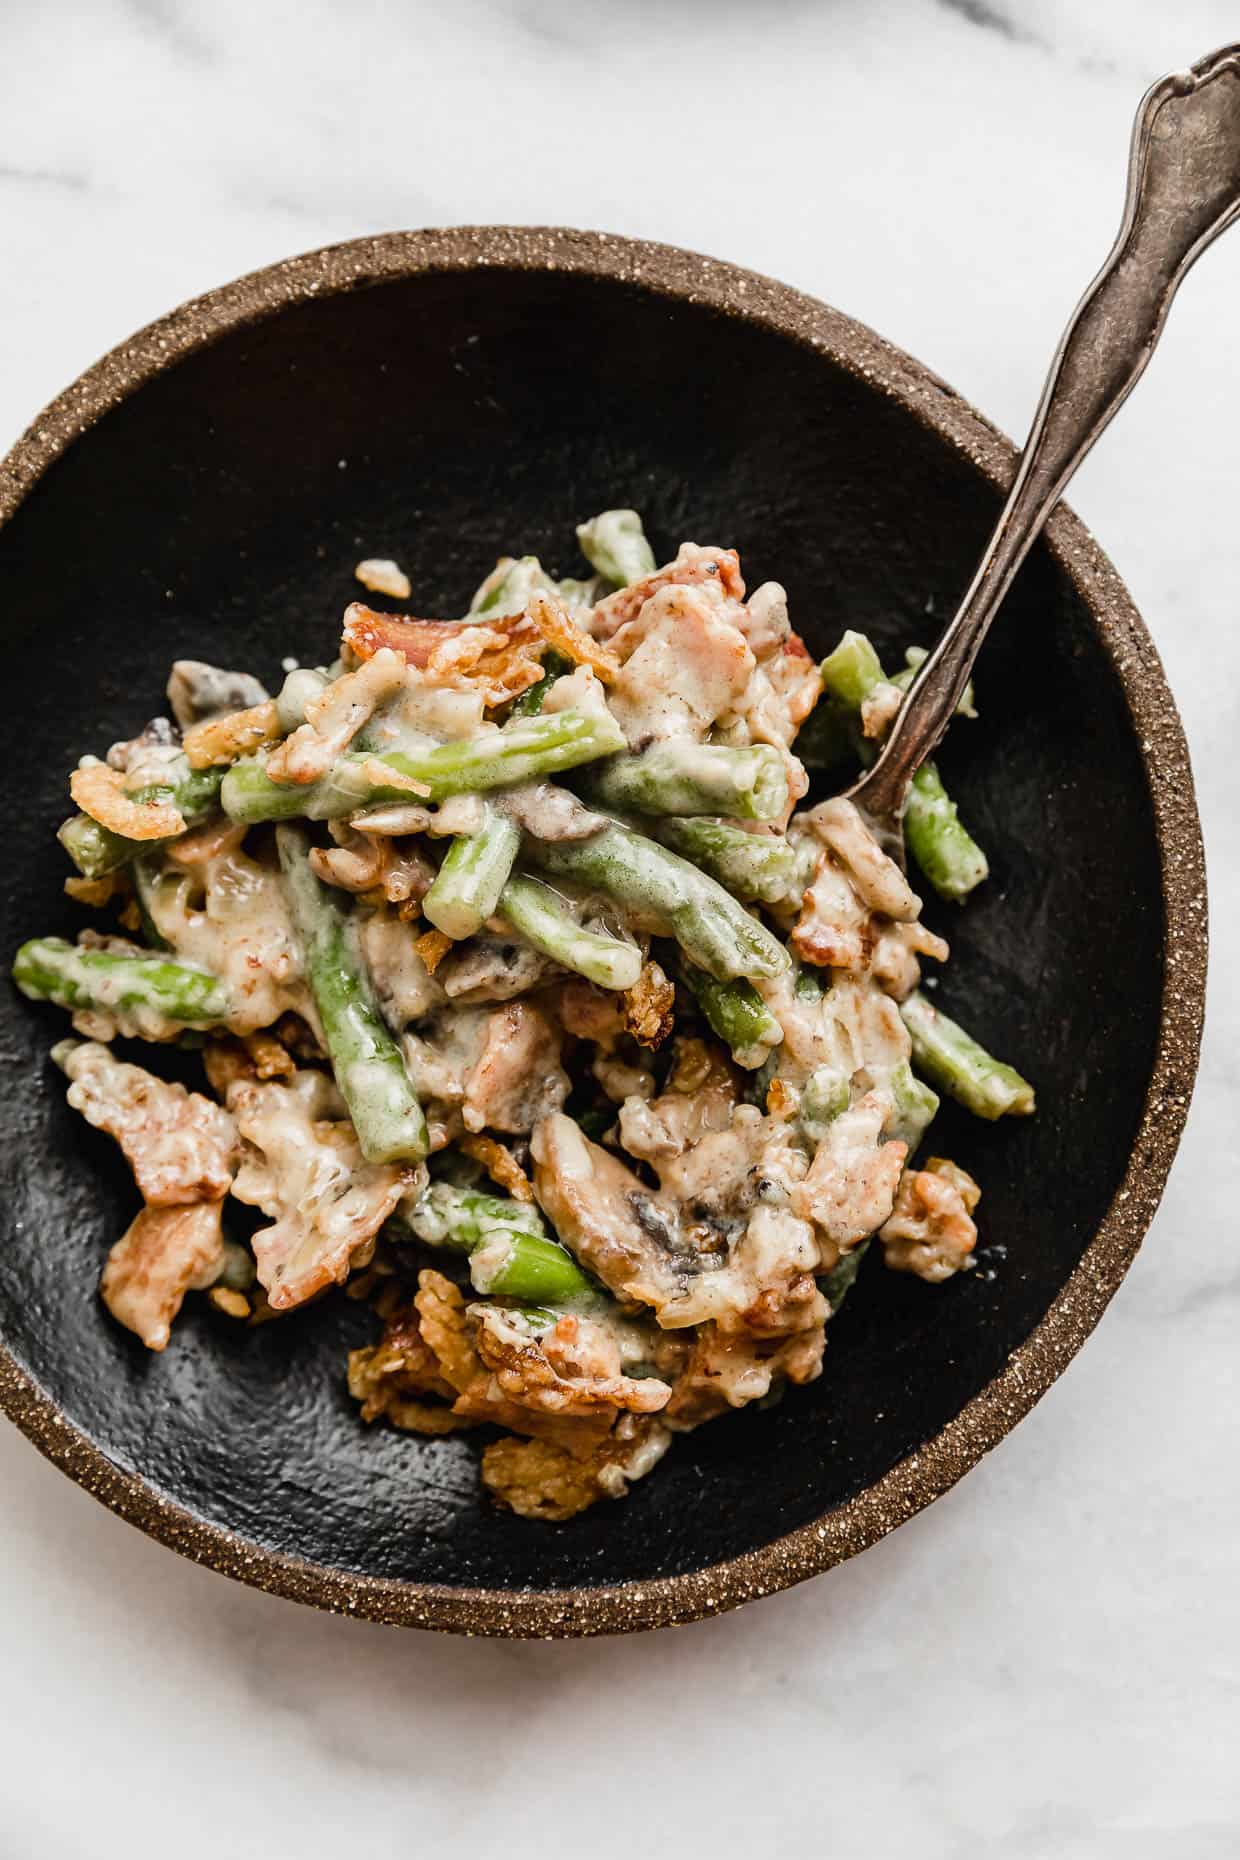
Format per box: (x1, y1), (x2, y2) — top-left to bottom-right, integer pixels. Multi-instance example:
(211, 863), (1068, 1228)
(2, 2), (1238, 1853)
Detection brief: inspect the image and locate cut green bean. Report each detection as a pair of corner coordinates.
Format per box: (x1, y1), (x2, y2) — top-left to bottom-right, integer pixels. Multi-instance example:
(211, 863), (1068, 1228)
(58, 814), (135, 880)
(498, 874), (643, 991)
(131, 857), (174, 952)
(277, 826), (427, 1163)
(13, 937), (230, 1026)
(526, 820), (789, 982)
(582, 740), (788, 822)
(274, 665), (331, 734)
(800, 1065), (850, 1141)
(887, 1057), (940, 1150)
(681, 965), (782, 1067)
(575, 509), (656, 588)
(816, 630), (988, 903)
(900, 989), (1034, 1121)
(397, 1182), (598, 1303)
(466, 556), (602, 619)
(222, 707), (626, 824)
(655, 818), (799, 905)
(820, 1239), (870, 1314)
(905, 764), (990, 903)
(891, 646), (976, 719)
(818, 630), (886, 710)
(422, 806), (521, 941)
(468, 554), (555, 618)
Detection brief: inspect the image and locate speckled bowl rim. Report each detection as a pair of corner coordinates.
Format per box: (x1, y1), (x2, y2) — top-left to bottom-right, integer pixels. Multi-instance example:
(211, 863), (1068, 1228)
(0, 227), (1207, 1637)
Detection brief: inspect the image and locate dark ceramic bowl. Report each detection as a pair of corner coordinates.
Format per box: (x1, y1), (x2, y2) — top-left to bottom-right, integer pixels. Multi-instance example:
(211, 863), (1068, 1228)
(0, 229), (1205, 1637)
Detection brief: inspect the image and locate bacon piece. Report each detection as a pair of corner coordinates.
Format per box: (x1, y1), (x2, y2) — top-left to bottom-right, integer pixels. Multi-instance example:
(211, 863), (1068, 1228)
(166, 818), (247, 867)
(462, 1000), (569, 1134)
(343, 603), (546, 705)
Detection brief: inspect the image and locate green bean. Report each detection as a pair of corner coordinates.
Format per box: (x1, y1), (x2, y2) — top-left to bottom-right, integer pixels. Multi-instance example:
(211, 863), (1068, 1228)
(575, 509), (656, 588)
(59, 758), (225, 879)
(422, 806), (521, 941)
(800, 1065), (850, 1141)
(582, 740), (788, 822)
(900, 989), (1034, 1120)
(507, 651), (573, 720)
(891, 646), (976, 719)
(680, 965), (782, 1067)
(887, 1057), (940, 1150)
(816, 631), (988, 903)
(820, 1239), (870, 1314)
(274, 666), (331, 734)
(58, 814), (134, 880)
(818, 631), (886, 710)
(277, 826), (427, 1163)
(467, 554), (555, 618)
(13, 937), (230, 1026)
(903, 765), (989, 903)
(131, 857), (174, 952)
(467, 556), (602, 620)
(397, 1182), (598, 1303)
(525, 820), (789, 982)
(497, 874), (643, 991)
(655, 818), (799, 905)
(221, 707), (627, 824)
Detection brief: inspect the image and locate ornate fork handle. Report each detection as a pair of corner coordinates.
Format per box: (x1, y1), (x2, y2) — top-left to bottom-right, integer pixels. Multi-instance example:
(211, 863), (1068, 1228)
(853, 43), (1240, 829)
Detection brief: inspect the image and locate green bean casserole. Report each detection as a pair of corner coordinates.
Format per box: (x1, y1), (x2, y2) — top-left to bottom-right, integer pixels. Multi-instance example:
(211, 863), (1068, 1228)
(13, 511), (1034, 1520)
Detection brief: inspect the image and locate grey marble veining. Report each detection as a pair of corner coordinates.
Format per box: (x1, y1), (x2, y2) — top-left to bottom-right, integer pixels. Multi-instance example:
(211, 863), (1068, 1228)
(1, 1), (1237, 1854)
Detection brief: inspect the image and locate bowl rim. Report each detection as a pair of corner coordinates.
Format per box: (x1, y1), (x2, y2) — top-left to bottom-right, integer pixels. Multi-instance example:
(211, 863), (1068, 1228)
(0, 225), (1207, 1638)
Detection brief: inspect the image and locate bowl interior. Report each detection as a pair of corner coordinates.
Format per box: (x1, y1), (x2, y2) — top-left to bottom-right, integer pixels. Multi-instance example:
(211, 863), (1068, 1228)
(0, 262), (1162, 1595)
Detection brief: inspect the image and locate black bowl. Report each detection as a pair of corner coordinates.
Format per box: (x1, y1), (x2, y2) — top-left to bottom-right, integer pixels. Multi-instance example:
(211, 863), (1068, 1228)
(0, 229), (1205, 1636)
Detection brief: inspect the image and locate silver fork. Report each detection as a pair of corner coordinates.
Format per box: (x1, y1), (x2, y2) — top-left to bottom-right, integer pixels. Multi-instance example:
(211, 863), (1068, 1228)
(848, 42), (1240, 854)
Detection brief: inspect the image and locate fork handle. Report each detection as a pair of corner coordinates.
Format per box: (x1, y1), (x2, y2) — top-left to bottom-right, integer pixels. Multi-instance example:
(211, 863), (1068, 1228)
(855, 43), (1240, 825)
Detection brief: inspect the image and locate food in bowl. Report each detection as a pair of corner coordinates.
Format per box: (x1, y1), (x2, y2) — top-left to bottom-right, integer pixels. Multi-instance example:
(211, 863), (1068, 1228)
(12, 509), (1033, 1521)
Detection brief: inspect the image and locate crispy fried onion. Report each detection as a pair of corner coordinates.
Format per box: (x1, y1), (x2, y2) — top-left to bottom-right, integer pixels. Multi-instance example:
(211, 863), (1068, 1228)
(458, 1131), (534, 1201)
(879, 1156), (980, 1284)
(415, 927), (453, 973)
(70, 762), (184, 840)
(526, 590), (620, 682)
(399, 1273), (673, 1507)
(623, 959), (675, 1049)
(481, 1417), (672, 1521)
(230, 1078), (410, 1309)
(347, 1299), (473, 1435)
(100, 1199), (226, 1352)
(59, 1040), (237, 1204)
(661, 1322), (824, 1428)
(182, 699), (282, 770)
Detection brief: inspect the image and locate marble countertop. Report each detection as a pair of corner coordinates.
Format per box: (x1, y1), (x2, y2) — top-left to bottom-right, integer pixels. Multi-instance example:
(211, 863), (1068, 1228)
(2, 2), (1237, 1853)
